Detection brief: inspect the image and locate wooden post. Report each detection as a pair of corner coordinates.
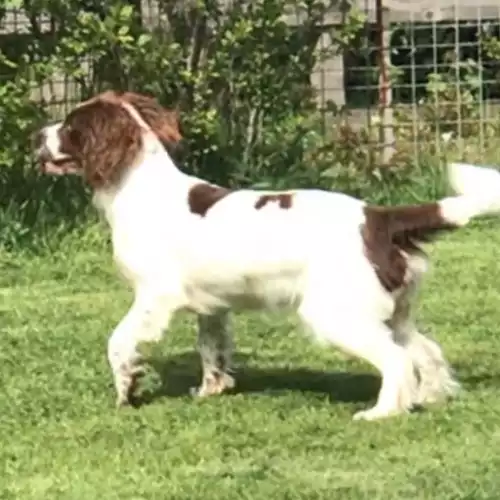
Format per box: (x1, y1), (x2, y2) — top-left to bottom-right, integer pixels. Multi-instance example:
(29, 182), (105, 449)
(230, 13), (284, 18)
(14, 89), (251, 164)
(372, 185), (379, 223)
(375, 0), (395, 164)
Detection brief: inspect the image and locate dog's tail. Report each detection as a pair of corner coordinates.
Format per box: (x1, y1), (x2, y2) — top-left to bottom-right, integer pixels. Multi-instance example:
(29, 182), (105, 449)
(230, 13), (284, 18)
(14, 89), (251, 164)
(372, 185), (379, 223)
(366, 163), (500, 240)
(362, 163), (500, 291)
(444, 162), (500, 221)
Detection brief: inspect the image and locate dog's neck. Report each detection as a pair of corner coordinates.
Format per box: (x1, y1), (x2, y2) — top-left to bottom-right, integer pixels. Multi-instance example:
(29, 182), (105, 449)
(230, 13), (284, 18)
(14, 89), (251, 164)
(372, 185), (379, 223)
(92, 133), (194, 226)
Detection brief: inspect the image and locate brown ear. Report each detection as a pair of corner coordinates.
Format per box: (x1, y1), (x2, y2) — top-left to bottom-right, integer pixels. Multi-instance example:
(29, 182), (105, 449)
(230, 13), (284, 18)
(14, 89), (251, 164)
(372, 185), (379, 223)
(61, 99), (142, 189)
(118, 92), (182, 148)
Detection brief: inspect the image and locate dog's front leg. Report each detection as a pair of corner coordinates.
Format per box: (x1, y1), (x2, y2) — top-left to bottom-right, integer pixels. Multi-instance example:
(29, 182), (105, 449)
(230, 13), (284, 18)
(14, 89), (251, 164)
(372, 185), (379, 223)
(192, 310), (235, 397)
(107, 287), (178, 407)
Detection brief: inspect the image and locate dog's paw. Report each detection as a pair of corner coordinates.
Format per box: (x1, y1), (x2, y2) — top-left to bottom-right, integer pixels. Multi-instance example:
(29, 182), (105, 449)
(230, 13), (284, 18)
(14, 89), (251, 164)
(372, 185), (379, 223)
(190, 372), (235, 398)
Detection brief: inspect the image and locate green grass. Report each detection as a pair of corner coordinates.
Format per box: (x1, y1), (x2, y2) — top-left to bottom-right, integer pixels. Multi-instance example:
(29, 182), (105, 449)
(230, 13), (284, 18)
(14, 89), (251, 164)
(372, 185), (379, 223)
(2, 221), (500, 499)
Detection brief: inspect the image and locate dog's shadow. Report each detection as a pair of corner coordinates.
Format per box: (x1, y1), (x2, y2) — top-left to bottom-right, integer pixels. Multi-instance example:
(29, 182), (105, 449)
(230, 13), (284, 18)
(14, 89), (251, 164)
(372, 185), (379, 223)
(134, 350), (381, 407)
(454, 363), (500, 389)
(131, 354), (500, 408)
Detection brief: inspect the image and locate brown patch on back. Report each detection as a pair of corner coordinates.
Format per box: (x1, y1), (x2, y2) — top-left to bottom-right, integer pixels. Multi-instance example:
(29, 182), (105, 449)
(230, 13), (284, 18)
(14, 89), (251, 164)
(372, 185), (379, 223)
(188, 183), (231, 216)
(362, 203), (458, 292)
(254, 193), (294, 210)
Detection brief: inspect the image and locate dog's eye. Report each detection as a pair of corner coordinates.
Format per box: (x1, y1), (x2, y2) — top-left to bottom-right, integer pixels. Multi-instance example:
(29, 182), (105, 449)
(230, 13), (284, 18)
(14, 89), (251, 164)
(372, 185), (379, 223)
(59, 124), (82, 154)
(67, 127), (82, 144)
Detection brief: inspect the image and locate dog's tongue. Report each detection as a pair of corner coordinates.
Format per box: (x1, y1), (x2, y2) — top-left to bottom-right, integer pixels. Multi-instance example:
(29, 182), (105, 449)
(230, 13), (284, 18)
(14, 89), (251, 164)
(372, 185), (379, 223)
(42, 162), (66, 175)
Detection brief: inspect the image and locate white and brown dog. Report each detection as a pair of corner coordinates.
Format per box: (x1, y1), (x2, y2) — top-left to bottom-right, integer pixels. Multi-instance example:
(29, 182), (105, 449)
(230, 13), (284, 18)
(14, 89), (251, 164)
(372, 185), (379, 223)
(33, 91), (500, 420)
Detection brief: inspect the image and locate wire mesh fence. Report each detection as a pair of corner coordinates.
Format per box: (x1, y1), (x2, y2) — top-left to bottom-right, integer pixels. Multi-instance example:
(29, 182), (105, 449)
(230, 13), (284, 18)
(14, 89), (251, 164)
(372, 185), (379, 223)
(1, 0), (500, 164)
(336, 2), (500, 163)
(304, 1), (500, 166)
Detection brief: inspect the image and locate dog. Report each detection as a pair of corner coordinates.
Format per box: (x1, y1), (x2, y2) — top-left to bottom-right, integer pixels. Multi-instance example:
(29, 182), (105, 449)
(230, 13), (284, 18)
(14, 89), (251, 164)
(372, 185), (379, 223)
(32, 90), (500, 420)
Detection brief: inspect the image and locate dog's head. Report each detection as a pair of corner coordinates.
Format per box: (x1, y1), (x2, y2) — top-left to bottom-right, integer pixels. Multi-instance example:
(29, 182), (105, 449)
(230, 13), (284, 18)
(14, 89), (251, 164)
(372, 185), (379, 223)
(33, 91), (182, 189)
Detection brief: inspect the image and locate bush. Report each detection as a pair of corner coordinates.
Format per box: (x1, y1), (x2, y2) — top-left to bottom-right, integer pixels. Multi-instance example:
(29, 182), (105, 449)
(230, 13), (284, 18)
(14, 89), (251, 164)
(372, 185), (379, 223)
(0, 0), (500, 252)
(0, 0), (369, 249)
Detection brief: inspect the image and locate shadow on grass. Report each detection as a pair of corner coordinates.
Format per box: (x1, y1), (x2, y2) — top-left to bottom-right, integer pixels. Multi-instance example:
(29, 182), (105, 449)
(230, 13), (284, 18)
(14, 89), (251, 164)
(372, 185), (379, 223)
(133, 350), (381, 407)
(454, 363), (500, 389)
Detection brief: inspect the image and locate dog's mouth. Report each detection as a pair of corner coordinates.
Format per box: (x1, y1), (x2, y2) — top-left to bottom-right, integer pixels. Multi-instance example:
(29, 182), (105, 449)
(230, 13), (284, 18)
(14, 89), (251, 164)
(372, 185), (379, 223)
(38, 154), (81, 176)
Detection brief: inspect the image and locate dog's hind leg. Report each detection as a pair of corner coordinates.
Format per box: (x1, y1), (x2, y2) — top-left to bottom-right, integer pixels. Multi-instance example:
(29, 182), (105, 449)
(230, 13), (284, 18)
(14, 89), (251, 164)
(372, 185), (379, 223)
(192, 310), (235, 397)
(299, 299), (418, 421)
(388, 274), (460, 406)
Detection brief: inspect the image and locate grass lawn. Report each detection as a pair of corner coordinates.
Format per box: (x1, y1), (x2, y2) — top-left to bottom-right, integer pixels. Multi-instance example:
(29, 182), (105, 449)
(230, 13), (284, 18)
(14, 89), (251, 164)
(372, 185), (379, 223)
(2, 221), (500, 499)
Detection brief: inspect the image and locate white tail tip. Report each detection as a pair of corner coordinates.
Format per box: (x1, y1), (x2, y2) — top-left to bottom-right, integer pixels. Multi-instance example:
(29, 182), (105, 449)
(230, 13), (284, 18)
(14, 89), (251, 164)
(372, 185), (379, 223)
(447, 162), (500, 216)
(448, 163), (499, 195)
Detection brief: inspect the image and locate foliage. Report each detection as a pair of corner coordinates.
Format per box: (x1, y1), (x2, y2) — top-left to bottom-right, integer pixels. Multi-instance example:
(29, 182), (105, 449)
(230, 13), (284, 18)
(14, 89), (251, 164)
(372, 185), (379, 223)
(0, 0), (371, 249)
(321, 24), (500, 205)
(420, 60), (483, 138)
(1, 1), (500, 251)
(484, 33), (500, 61)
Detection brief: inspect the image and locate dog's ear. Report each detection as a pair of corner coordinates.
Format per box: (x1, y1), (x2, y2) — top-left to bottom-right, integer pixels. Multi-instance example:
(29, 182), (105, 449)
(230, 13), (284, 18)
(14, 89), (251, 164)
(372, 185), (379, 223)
(119, 92), (182, 149)
(59, 98), (143, 189)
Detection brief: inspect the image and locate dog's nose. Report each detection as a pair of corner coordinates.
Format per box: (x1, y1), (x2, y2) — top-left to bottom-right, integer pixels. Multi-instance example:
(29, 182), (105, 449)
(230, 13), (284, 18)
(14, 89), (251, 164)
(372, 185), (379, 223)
(31, 129), (46, 151)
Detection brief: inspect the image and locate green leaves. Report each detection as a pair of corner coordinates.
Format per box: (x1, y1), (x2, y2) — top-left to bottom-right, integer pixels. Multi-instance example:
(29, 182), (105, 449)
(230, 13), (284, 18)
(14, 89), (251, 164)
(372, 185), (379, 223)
(2, 0), (23, 8)
(0, 0), (370, 247)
